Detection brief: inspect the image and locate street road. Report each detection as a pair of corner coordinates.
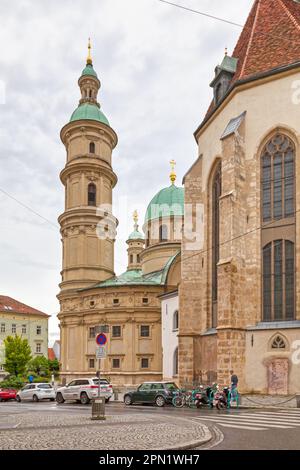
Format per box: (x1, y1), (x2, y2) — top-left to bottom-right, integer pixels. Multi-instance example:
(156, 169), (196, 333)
(1, 401), (300, 450)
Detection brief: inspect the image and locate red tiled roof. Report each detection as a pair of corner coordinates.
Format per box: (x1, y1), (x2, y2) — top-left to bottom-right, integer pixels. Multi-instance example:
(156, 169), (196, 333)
(232, 0), (300, 82)
(0, 296), (49, 317)
(48, 348), (56, 361)
(200, 0), (300, 129)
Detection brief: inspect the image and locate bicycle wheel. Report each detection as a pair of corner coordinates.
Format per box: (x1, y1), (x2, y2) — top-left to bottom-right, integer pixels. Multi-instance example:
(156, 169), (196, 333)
(187, 396), (197, 409)
(173, 396), (185, 408)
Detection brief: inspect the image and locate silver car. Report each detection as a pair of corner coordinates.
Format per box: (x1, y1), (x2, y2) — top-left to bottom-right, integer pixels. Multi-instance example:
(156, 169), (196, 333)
(16, 383), (55, 402)
(56, 378), (113, 405)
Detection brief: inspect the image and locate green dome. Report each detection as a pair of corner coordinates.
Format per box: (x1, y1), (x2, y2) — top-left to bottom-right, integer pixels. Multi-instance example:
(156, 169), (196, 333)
(144, 185), (184, 224)
(81, 64), (98, 78)
(70, 103), (110, 126)
(128, 229), (144, 241)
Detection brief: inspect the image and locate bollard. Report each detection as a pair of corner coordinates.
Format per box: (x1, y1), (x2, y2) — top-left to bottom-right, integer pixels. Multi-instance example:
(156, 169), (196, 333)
(296, 395), (300, 408)
(114, 388), (119, 401)
(91, 397), (106, 421)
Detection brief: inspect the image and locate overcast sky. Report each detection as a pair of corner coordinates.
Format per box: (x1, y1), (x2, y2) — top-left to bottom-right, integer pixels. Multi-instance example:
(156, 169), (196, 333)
(0, 0), (253, 345)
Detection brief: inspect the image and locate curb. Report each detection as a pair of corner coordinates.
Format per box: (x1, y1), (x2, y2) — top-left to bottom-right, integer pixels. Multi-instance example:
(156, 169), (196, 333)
(149, 414), (213, 451)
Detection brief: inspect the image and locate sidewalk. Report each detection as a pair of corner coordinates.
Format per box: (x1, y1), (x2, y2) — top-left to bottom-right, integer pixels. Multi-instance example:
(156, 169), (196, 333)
(239, 394), (299, 409)
(0, 412), (212, 450)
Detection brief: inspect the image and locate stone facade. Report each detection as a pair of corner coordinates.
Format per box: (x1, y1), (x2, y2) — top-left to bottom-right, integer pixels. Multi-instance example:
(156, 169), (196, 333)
(179, 65), (300, 394)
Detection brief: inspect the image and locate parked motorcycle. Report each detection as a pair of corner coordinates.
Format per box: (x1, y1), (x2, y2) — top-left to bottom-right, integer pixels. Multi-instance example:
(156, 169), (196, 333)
(214, 386), (231, 410)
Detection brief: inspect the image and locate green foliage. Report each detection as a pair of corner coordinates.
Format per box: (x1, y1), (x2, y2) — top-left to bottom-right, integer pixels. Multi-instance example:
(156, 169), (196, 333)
(48, 358), (59, 373)
(32, 376), (49, 383)
(0, 375), (24, 390)
(28, 356), (49, 377)
(3, 335), (32, 376)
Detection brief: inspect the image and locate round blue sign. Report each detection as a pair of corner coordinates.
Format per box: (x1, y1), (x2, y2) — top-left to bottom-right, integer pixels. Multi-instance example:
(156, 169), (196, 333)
(96, 333), (107, 346)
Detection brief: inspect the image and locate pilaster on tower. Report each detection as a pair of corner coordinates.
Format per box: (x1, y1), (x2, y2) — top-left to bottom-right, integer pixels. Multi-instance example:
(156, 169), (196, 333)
(58, 41), (118, 292)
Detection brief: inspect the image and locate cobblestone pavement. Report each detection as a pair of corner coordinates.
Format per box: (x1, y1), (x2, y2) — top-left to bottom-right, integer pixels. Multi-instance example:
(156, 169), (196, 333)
(0, 412), (212, 450)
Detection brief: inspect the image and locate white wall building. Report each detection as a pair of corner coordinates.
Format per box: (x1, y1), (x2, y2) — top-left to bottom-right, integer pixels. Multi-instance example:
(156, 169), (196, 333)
(161, 291), (179, 381)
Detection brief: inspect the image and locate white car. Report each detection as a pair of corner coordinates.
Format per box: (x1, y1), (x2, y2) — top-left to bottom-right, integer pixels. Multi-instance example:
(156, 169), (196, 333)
(56, 378), (113, 405)
(16, 383), (55, 402)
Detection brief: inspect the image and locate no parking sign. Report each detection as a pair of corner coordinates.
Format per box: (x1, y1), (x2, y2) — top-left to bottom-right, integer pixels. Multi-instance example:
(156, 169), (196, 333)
(96, 333), (107, 346)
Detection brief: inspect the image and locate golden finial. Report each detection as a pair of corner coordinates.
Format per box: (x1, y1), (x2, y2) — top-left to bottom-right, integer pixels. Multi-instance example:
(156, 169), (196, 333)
(225, 47), (228, 56)
(133, 210), (138, 225)
(87, 38), (92, 65)
(170, 160), (177, 185)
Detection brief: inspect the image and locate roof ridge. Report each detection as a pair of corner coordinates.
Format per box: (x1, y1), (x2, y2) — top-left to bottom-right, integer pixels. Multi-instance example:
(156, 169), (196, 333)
(239, 0), (261, 79)
(278, 0), (300, 31)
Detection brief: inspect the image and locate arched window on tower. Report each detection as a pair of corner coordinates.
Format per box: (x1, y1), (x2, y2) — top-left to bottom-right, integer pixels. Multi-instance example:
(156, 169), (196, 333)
(88, 183), (97, 206)
(211, 162), (222, 328)
(261, 134), (295, 322)
(159, 224), (168, 242)
(89, 142), (95, 154)
(89, 90), (92, 98)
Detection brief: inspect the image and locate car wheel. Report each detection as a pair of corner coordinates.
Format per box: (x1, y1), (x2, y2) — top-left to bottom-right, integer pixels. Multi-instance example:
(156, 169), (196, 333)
(80, 392), (90, 405)
(155, 395), (165, 407)
(56, 393), (65, 404)
(124, 395), (133, 406)
(50, 398), (55, 402)
(33, 395), (39, 403)
(0, 398), (2, 402)
(16, 396), (21, 403)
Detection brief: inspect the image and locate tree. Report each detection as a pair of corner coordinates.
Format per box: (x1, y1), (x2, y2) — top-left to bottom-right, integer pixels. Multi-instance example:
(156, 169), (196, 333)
(48, 358), (59, 373)
(3, 335), (32, 376)
(28, 356), (49, 377)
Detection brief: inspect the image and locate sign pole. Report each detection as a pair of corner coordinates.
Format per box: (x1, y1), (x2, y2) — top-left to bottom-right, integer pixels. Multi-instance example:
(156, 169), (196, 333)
(98, 358), (101, 398)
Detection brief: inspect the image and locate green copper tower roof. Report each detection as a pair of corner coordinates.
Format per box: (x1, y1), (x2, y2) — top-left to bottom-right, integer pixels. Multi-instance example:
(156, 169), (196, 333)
(144, 184), (184, 224)
(128, 229), (144, 240)
(70, 103), (110, 126)
(81, 63), (98, 78)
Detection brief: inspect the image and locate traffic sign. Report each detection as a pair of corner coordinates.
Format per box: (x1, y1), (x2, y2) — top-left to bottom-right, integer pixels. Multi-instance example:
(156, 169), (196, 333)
(96, 346), (107, 359)
(96, 333), (107, 346)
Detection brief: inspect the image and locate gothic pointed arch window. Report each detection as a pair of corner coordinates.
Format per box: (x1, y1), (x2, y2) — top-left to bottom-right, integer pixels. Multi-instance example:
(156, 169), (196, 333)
(261, 133), (295, 322)
(271, 335), (287, 350)
(212, 161), (222, 328)
(88, 183), (97, 206)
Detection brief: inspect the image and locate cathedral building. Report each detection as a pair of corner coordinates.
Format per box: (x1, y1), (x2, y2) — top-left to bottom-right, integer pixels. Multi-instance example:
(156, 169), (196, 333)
(179, 0), (300, 394)
(57, 44), (182, 384)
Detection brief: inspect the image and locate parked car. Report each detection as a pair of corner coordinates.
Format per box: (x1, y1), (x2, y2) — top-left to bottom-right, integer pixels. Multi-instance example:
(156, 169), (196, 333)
(16, 383), (55, 402)
(0, 388), (17, 402)
(56, 378), (113, 405)
(124, 382), (179, 407)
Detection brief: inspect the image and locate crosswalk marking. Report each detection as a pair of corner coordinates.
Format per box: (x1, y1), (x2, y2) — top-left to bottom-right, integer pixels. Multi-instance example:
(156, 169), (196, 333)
(195, 410), (300, 432)
(199, 417), (293, 429)
(214, 423), (268, 431)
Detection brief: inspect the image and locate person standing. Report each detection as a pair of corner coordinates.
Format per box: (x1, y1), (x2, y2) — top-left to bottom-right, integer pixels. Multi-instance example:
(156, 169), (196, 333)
(230, 370), (238, 388)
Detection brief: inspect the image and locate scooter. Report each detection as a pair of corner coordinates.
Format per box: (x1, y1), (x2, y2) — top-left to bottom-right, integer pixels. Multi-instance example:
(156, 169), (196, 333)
(214, 386), (231, 410)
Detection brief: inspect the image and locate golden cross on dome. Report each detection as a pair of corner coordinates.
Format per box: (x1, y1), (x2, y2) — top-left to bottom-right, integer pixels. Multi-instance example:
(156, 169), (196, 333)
(225, 47), (228, 56)
(170, 160), (177, 185)
(133, 210), (139, 228)
(87, 38), (92, 65)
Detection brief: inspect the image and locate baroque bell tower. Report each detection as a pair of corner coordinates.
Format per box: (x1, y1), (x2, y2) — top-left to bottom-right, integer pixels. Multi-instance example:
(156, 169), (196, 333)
(58, 40), (118, 292)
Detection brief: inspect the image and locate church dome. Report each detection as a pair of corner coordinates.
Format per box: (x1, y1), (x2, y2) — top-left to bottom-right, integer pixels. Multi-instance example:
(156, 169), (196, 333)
(70, 103), (110, 126)
(144, 184), (184, 224)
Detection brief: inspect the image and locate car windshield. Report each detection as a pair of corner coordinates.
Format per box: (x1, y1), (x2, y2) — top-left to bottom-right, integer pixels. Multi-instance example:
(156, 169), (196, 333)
(165, 383), (179, 391)
(93, 379), (109, 385)
(37, 384), (53, 389)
